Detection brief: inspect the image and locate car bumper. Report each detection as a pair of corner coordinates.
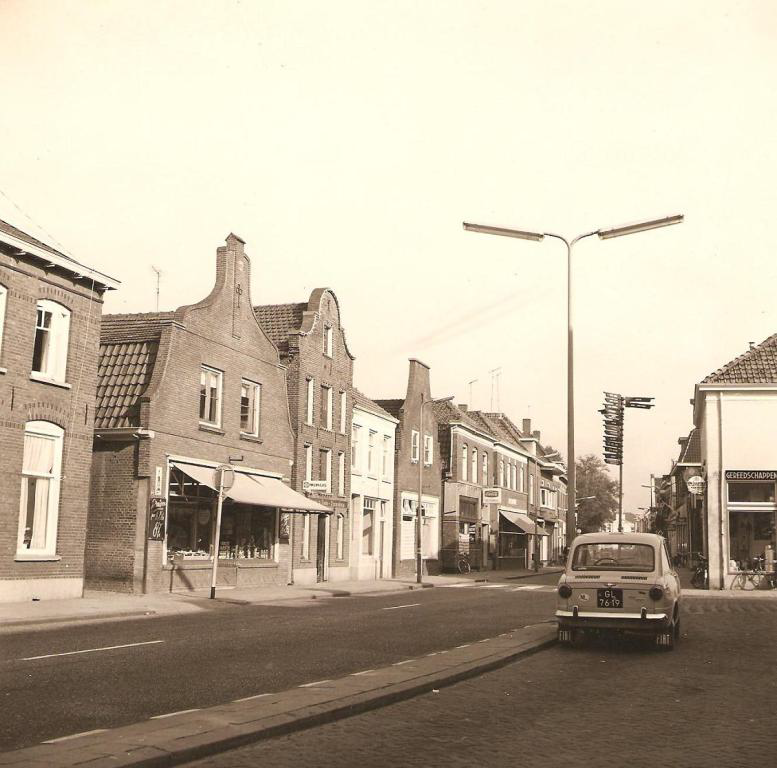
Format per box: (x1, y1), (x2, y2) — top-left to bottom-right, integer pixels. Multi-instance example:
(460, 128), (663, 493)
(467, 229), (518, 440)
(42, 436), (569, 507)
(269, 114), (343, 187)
(556, 609), (670, 632)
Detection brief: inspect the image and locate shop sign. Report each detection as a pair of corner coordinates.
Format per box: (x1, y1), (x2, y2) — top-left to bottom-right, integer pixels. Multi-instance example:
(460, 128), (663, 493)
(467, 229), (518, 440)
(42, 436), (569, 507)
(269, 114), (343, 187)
(303, 480), (329, 492)
(148, 496), (166, 540)
(725, 470), (777, 481)
(279, 512), (291, 540)
(483, 487), (502, 505)
(686, 476), (706, 495)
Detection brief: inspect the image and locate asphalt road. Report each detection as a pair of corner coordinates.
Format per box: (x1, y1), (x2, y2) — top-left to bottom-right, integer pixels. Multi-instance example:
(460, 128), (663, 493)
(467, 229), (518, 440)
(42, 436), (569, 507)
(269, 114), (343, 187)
(0, 573), (559, 751)
(189, 594), (777, 768)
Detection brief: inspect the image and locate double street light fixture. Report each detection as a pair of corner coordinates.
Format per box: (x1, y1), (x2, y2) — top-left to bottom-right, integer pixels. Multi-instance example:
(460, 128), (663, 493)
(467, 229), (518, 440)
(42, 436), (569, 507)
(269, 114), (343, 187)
(463, 214), (684, 550)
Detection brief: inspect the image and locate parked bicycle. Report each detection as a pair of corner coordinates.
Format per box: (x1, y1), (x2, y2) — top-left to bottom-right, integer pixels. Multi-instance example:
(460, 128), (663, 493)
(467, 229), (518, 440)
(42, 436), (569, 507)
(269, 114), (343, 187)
(455, 551), (471, 574)
(690, 553), (708, 589)
(730, 557), (776, 590)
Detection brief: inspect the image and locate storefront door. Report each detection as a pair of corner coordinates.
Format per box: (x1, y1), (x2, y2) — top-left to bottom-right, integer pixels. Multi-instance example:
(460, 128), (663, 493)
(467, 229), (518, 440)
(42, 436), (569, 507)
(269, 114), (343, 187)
(316, 514), (327, 582)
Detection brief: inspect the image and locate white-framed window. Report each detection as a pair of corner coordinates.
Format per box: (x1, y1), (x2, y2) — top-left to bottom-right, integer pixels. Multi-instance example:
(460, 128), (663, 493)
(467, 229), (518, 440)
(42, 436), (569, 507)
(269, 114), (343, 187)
(17, 420), (63, 556)
(323, 325), (333, 357)
(339, 391), (347, 433)
(510, 463), (517, 491)
(305, 444), (313, 483)
(321, 385), (333, 430)
(302, 514), (311, 560)
(320, 448), (332, 494)
(32, 299), (70, 383)
(0, 284), (7, 360)
(482, 453), (488, 486)
(362, 497), (376, 555)
(240, 380), (261, 436)
(529, 474), (535, 505)
(382, 435), (391, 477)
(518, 465), (525, 493)
(471, 449), (478, 485)
(423, 434), (433, 466)
(338, 451), (345, 496)
(541, 487), (549, 507)
(351, 425), (361, 470)
(411, 430), (420, 462)
(305, 378), (314, 425)
(368, 430), (377, 474)
(199, 366), (223, 427)
(461, 445), (468, 482)
(336, 513), (344, 560)
(499, 459), (505, 487)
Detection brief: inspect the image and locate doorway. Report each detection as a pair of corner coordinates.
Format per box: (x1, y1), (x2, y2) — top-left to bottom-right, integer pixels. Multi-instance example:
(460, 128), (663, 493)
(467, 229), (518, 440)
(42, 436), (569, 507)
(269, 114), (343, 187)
(316, 515), (327, 582)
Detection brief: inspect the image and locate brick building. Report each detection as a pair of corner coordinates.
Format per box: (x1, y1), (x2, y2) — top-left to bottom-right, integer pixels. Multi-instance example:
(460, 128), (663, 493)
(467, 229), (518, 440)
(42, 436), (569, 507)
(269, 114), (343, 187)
(0, 219), (118, 602)
(255, 289), (354, 584)
(376, 359), (444, 578)
(86, 234), (327, 594)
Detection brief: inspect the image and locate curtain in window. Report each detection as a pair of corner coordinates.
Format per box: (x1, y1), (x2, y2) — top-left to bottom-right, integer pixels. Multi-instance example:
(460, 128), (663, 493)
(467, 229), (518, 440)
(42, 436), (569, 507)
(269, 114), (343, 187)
(19, 434), (56, 550)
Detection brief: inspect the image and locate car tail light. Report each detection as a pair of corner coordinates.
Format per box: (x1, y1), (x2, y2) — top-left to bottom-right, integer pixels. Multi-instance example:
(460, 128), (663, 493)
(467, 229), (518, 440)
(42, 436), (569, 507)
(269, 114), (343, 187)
(649, 586), (664, 601)
(558, 584), (572, 598)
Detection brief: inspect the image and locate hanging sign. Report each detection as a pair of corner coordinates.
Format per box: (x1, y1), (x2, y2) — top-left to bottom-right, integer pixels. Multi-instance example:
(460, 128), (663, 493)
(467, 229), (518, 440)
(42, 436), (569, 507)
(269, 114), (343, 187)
(148, 496), (166, 540)
(686, 476), (706, 495)
(483, 487), (502, 505)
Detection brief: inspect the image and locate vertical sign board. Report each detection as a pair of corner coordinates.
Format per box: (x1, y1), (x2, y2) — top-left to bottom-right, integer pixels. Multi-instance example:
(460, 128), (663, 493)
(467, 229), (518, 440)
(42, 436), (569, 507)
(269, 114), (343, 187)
(148, 496), (167, 541)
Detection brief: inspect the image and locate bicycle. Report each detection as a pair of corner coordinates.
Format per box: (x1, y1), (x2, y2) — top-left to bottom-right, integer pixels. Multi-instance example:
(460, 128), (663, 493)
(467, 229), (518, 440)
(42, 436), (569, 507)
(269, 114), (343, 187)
(690, 554), (708, 589)
(455, 551), (471, 574)
(731, 558), (766, 590)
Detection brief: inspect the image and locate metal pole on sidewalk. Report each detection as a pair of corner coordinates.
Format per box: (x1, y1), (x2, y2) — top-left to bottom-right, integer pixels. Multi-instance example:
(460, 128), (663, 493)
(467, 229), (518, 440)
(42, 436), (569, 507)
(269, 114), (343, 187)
(618, 462), (624, 533)
(417, 395), (425, 585)
(210, 465), (233, 599)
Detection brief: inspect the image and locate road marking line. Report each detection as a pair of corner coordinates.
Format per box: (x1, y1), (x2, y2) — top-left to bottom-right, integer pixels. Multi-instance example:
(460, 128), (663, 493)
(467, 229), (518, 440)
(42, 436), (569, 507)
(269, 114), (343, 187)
(151, 709), (200, 719)
(438, 583), (471, 588)
(478, 638), (491, 643)
(455, 644), (471, 649)
(382, 603), (421, 610)
(299, 679), (332, 688)
(350, 669), (375, 676)
(426, 652), (438, 656)
(233, 693), (270, 702)
(43, 729), (108, 744)
(479, 584), (509, 589)
(392, 659), (414, 666)
(21, 639), (164, 661)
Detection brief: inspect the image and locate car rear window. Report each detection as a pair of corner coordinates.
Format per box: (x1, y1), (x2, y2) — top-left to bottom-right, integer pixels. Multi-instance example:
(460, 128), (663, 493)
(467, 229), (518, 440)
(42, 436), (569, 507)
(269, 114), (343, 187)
(571, 543), (655, 572)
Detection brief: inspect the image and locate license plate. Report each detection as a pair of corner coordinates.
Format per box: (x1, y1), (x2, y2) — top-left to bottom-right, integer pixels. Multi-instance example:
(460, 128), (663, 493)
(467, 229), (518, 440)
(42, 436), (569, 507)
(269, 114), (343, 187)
(597, 588), (623, 608)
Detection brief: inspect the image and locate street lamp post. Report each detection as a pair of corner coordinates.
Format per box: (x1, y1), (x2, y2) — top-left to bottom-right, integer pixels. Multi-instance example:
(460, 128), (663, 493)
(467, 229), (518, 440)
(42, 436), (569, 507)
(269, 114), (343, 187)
(417, 394), (454, 584)
(463, 214), (683, 549)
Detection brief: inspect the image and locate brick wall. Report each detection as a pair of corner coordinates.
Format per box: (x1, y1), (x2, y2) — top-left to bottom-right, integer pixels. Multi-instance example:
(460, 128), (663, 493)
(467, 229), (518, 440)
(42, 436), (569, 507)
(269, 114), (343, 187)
(0, 250), (106, 601)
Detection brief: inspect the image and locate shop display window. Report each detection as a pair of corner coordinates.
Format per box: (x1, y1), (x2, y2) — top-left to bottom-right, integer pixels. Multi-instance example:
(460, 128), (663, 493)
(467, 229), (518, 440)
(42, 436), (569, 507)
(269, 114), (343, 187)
(728, 510), (775, 570)
(728, 482), (776, 503)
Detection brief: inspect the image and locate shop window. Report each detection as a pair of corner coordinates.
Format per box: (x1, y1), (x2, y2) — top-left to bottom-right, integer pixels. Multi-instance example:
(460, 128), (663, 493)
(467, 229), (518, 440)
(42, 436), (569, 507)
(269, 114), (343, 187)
(728, 482), (776, 503)
(728, 510), (775, 570)
(362, 498), (375, 555)
(199, 366), (222, 427)
(302, 514), (311, 560)
(32, 299), (70, 383)
(240, 380), (261, 436)
(218, 506), (276, 560)
(17, 420), (63, 556)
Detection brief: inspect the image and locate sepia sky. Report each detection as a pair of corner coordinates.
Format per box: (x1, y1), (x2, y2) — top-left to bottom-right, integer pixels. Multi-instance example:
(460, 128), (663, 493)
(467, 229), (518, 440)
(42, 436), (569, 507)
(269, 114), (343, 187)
(2, 1), (776, 513)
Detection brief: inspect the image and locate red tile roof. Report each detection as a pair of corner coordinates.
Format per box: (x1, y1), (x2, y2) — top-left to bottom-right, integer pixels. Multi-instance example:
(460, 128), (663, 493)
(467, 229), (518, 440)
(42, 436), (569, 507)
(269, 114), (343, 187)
(703, 334), (777, 383)
(352, 388), (397, 421)
(95, 313), (171, 428)
(253, 303), (305, 351)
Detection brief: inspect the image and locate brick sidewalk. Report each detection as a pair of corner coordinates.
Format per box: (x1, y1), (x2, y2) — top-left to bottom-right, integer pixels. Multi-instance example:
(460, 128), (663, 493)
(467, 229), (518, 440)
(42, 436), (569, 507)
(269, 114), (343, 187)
(0, 624), (555, 767)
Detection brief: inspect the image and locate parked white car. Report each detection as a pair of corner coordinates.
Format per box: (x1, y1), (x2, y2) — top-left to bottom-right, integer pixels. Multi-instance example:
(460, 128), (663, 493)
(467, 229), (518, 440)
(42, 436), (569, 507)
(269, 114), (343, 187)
(556, 532), (682, 650)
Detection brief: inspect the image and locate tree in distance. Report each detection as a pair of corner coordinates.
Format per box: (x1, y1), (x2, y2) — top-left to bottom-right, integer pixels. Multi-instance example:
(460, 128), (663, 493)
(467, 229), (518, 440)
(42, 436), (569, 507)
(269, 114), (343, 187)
(575, 454), (618, 532)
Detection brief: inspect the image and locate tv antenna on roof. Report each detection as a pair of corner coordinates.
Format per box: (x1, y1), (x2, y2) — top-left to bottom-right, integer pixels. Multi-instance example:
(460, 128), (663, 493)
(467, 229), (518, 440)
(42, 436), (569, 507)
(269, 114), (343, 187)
(489, 367), (502, 411)
(151, 266), (162, 312)
(467, 379), (478, 408)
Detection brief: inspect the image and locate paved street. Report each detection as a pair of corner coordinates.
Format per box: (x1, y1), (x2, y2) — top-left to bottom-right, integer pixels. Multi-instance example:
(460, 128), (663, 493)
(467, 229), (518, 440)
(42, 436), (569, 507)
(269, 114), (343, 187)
(188, 595), (777, 768)
(0, 573), (558, 751)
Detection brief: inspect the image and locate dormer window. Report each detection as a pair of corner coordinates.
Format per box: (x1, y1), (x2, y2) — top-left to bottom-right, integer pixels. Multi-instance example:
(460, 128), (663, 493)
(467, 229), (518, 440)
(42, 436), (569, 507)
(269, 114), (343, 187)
(323, 325), (333, 357)
(32, 299), (70, 384)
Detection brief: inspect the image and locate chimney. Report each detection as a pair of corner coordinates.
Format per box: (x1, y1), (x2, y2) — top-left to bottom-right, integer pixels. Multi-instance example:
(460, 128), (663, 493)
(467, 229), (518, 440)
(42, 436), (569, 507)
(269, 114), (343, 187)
(532, 430), (541, 442)
(749, 341), (756, 350)
(522, 418), (532, 435)
(407, 358), (432, 402)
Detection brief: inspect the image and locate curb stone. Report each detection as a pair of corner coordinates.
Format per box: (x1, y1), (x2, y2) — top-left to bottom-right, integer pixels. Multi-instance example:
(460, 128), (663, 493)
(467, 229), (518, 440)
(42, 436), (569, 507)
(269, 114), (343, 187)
(0, 624), (556, 768)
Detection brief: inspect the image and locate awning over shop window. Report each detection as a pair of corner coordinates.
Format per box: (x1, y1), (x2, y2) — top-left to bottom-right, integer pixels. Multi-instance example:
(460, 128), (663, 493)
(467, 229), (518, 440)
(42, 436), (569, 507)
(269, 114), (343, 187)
(499, 509), (550, 536)
(171, 462), (332, 514)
